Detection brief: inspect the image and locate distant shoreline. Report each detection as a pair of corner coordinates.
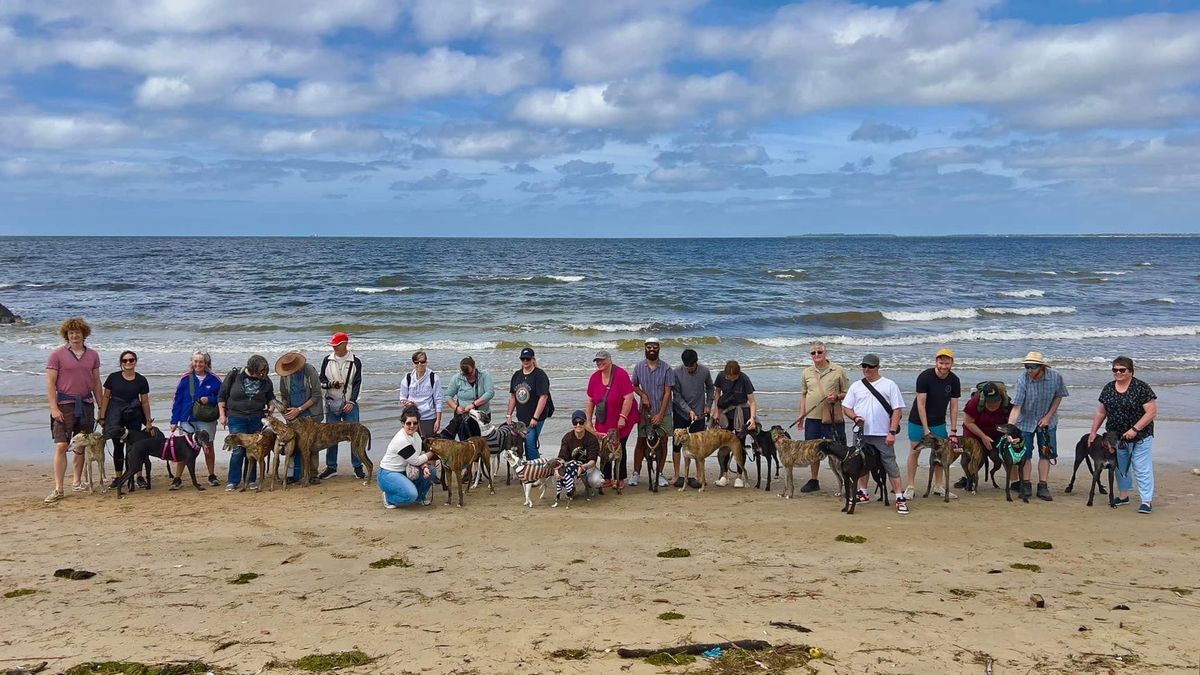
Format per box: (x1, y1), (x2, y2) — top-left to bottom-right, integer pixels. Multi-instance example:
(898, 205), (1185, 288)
(2, 233), (1199, 240)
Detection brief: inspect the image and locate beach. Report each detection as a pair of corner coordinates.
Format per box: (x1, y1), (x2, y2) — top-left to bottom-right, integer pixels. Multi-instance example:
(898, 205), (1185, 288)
(2, 423), (1198, 674)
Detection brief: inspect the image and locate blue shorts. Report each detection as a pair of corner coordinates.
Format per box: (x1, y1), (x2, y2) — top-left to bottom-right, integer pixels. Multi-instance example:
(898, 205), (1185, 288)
(1021, 427), (1058, 461)
(908, 422), (947, 444)
(804, 418), (847, 443)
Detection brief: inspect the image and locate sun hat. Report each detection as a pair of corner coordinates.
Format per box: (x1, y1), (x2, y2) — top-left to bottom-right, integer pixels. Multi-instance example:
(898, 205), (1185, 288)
(275, 351), (307, 377)
(1022, 351), (1047, 366)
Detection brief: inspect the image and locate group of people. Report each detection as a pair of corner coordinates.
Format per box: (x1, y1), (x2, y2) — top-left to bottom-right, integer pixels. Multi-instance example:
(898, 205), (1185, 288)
(43, 318), (1159, 516)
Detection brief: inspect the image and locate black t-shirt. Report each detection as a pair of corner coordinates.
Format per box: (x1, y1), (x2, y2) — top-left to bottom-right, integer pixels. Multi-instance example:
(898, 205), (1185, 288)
(104, 372), (149, 403)
(1099, 378), (1156, 440)
(909, 368), (961, 426)
(714, 372), (754, 409)
(510, 367), (551, 423)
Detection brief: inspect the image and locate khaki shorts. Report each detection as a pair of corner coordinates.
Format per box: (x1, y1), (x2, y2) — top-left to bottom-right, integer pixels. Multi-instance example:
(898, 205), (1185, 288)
(51, 401), (96, 444)
(637, 410), (674, 439)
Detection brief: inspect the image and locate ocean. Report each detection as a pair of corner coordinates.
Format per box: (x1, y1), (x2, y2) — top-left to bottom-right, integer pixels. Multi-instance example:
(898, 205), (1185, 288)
(1, 235), (1198, 448)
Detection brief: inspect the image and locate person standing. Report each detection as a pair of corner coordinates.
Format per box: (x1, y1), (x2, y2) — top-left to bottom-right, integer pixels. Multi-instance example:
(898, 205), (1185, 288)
(170, 351), (223, 487)
(1008, 351), (1068, 502)
(44, 317), (103, 503)
(1089, 356), (1157, 514)
(98, 350), (152, 488)
(711, 360), (757, 487)
(219, 355), (276, 491)
(671, 348), (714, 489)
(277, 351), (324, 485)
(445, 356), (494, 439)
(842, 353), (908, 514)
(318, 332), (364, 480)
(630, 338), (674, 488)
(797, 341), (849, 493)
(399, 350), (443, 438)
(904, 348), (961, 499)
(507, 347), (551, 460)
(585, 349), (636, 488)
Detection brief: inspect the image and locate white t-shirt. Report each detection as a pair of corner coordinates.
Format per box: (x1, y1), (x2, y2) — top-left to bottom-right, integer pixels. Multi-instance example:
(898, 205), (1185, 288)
(844, 376), (906, 436)
(380, 428), (425, 473)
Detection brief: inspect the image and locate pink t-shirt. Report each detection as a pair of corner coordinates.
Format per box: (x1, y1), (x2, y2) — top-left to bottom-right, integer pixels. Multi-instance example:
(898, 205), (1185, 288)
(587, 365), (639, 439)
(47, 346), (100, 399)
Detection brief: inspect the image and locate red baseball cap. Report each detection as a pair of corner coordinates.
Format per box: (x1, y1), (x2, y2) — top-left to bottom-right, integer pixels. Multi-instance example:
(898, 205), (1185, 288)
(329, 332), (349, 346)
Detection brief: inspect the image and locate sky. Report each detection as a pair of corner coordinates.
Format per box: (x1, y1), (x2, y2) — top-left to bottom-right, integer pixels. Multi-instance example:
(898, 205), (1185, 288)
(1, 0), (1199, 237)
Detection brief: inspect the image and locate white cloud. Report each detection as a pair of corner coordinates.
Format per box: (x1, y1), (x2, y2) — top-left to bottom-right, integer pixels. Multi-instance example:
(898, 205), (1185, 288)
(413, 125), (605, 161)
(375, 48), (547, 99)
(256, 127), (385, 153)
(513, 85), (628, 127)
(0, 114), (134, 149)
(135, 76), (195, 108)
(230, 81), (381, 117)
(560, 16), (685, 81)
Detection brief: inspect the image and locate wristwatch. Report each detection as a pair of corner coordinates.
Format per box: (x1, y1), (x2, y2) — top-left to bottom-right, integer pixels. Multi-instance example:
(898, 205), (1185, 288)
(889, 427), (900, 434)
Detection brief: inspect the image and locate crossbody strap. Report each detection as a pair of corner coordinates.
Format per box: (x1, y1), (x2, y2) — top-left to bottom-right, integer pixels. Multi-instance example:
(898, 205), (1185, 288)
(860, 378), (894, 417)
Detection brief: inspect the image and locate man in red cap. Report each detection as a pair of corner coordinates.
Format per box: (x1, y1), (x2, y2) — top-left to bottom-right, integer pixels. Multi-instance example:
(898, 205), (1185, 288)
(318, 332), (364, 479)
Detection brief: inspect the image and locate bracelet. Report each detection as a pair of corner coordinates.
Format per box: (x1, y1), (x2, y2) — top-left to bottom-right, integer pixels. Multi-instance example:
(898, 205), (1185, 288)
(619, 413), (628, 419)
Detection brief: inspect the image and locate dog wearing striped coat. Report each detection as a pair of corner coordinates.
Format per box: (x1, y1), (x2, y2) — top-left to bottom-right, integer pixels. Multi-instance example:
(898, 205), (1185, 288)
(502, 445), (563, 508)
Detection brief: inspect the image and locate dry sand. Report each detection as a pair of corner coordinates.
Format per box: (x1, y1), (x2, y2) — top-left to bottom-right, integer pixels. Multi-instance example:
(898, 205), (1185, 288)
(2, 452), (1199, 674)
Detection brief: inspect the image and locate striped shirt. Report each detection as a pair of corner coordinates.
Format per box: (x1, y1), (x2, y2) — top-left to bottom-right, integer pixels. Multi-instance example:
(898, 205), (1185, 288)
(632, 360), (674, 417)
(1010, 368), (1069, 432)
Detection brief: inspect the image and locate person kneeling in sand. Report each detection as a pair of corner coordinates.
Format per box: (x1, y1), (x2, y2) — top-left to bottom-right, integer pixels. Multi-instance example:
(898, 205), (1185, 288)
(378, 407), (438, 508)
(557, 410), (603, 499)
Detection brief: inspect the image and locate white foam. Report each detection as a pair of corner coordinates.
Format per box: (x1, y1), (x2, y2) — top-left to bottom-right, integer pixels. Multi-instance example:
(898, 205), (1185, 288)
(1152, 297), (1176, 304)
(745, 325), (1200, 348)
(882, 308), (979, 321)
(997, 289), (1044, 298)
(546, 275), (584, 282)
(980, 306), (1076, 316)
(1094, 270), (1129, 276)
(1137, 262), (1152, 267)
(354, 286), (409, 294)
(568, 323), (653, 333)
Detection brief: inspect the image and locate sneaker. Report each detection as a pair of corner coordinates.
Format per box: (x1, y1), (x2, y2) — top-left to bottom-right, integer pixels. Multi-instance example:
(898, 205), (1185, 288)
(856, 490), (871, 504)
(169, 478), (182, 491)
(903, 485), (915, 500)
(225, 483), (237, 492)
(799, 479), (820, 493)
(715, 476), (728, 487)
(1137, 503), (1152, 514)
(953, 477), (969, 489)
(71, 482), (88, 492)
(1036, 483), (1053, 501)
(354, 467), (366, 480)
(733, 477), (745, 488)
(687, 478), (701, 489)
(673, 477), (685, 488)
(932, 486), (958, 500)
(627, 474), (640, 487)
(1112, 496), (1130, 506)
(247, 482), (258, 490)
(318, 467), (338, 480)
(44, 489), (64, 503)
(657, 474), (669, 488)
(207, 474), (221, 487)
(896, 496), (909, 514)
(109, 478), (120, 489)
(385, 503), (398, 509)
(135, 476), (148, 490)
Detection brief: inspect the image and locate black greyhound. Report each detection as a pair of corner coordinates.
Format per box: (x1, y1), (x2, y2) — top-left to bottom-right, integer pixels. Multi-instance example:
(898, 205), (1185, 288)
(748, 426), (780, 490)
(111, 425), (207, 496)
(994, 424), (1030, 503)
(825, 428), (887, 515)
(1064, 431), (1119, 496)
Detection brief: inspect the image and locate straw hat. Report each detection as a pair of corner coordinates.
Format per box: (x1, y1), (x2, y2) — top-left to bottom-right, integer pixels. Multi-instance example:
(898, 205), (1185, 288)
(1022, 351), (1047, 366)
(275, 351), (308, 376)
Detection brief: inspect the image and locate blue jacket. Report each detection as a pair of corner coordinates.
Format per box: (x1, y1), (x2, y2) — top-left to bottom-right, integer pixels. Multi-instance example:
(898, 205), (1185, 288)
(171, 372), (223, 425)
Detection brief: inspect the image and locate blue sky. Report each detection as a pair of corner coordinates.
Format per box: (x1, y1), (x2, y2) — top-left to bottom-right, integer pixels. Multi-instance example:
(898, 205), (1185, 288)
(1, 0), (1199, 236)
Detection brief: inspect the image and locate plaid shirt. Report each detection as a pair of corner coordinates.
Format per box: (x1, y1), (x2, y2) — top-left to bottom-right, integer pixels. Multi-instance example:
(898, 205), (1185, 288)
(632, 360), (674, 417)
(1010, 367), (1068, 432)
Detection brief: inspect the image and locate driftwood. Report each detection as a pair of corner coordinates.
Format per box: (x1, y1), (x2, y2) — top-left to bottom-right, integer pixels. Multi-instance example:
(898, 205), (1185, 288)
(769, 621), (813, 633)
(617, 640), (772, 658)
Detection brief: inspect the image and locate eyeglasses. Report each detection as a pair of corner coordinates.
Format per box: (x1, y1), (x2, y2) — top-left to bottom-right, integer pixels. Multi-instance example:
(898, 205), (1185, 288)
(1024, 364), (1041, 370)
(121, 358), (136, 363)
(1111, 367), (1129, 373)
(810, 350), (824, 355)
(860, 364), (878, 369)
(414, 359), (427, 364)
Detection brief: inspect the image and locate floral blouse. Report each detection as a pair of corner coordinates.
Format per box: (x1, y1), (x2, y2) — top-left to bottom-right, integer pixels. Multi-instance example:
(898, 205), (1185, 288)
(1099, 378), (1156, 441)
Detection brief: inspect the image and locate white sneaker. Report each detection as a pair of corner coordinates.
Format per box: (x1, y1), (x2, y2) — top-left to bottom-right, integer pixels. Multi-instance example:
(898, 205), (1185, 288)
(716, 476), (728, 487)
(733, 477), (745, 488)
(932, 486), (958, 499)
(657, 474), (669, 487)
(44, 489), (64, 504)
(385, 503), (398, 510)
(72, 482), (89, 492)
(903, 485), (915, 500)
(628, 474), (640, 487)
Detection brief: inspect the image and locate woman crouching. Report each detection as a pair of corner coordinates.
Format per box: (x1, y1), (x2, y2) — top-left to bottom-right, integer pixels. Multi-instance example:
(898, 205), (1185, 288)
(379, 406), (439, 508)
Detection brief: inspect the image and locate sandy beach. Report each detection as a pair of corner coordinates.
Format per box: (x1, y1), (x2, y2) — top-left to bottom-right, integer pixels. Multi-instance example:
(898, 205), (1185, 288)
(2, 420), (1198, 674)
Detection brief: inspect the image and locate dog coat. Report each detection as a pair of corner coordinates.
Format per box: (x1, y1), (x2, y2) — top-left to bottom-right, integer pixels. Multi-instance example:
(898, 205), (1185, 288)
(513, 457), (557, 483)
(996, 434), (1025, 464)
(557, 460), (583, 495)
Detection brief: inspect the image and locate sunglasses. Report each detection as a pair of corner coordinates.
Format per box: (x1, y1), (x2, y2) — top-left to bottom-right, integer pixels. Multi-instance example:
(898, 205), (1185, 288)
(810, 350), (824, 355)
(1111, 367), (1129, 373)
(572, 420), (586, 426)
(403, 420), (420, 426)
(1024, 364), (1041, 370)
(121, 358), (136, 363)
(520, 357), (532, 362)
(860, 364), (878, 369)
(413, 359), (427, 364)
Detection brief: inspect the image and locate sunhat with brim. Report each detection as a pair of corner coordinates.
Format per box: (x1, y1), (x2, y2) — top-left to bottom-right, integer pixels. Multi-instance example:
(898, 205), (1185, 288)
(1022, 351), (1047, 366)
(275, 352), (307, 377)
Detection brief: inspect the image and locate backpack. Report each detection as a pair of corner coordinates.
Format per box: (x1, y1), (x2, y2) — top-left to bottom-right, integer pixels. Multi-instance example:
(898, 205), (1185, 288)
(974, 380), (1011, 412)
(406, 371), (437, 391)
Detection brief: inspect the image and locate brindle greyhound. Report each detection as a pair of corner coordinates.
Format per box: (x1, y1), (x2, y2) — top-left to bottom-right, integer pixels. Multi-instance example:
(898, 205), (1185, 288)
(768, 425), (833, 499)
(222, 429), (278, 492)
(672, 428), (746, 492)
(264, 415), (374, 489)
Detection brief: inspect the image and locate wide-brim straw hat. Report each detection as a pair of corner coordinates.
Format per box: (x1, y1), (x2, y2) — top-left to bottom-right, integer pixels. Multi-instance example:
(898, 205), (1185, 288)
(1022, 351), (1047, 366)
(275, 352), (307, 377)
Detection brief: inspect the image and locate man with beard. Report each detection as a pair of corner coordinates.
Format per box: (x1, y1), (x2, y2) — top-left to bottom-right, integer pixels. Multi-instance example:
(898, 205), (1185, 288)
(630, 338), (673, 488)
